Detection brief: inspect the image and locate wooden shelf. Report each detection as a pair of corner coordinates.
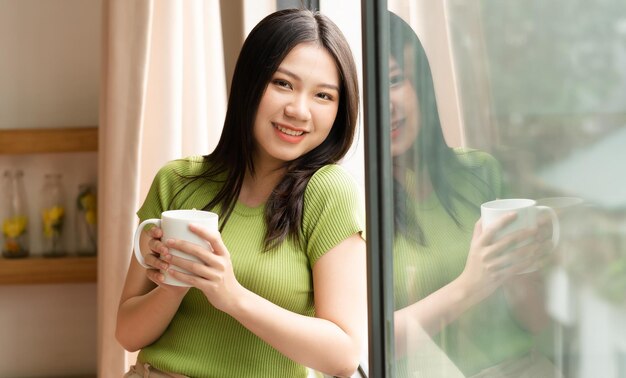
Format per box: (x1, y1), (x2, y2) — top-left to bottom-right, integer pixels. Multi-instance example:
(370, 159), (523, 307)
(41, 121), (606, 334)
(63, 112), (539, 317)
(0, 127), (99, 285)
(0, 256), (97, 285)
(0, 126), (98, 154)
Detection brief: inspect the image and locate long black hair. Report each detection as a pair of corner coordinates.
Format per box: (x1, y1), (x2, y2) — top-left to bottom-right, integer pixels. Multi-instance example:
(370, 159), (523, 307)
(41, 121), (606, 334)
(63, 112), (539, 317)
(389, 12), (489, 244)
(190, 9), (359, 250)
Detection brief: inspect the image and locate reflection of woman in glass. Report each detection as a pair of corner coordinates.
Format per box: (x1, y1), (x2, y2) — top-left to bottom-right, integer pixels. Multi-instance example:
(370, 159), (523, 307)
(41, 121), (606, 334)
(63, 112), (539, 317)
(388, 12), (559, 377)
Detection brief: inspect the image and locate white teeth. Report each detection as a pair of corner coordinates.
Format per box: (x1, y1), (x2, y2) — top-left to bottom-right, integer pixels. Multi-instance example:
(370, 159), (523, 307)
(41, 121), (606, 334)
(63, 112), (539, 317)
(276, 125), (304, 136)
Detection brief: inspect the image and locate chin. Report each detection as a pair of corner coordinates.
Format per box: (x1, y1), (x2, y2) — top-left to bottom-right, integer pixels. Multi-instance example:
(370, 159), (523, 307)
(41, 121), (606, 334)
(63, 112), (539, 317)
(391, 143), (412, 157)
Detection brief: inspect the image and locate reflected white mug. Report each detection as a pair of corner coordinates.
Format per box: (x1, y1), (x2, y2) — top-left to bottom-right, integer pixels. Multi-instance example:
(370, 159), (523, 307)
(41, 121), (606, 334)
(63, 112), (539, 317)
(133, 209), (219, 286)
(536, 197), (584, 214)
(481, 198), (560, 273)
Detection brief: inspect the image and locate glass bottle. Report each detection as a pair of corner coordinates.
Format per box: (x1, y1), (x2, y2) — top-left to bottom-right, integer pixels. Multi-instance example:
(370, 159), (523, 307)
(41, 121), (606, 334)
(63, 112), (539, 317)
(1, 170), (30, 258)
(75, 183), (97, 256)
(40, 173), (66, 257)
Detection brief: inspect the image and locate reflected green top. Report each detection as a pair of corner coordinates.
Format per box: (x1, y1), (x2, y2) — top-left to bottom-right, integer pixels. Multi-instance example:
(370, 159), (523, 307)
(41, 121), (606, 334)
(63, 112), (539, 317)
(393, 148), (533, 376)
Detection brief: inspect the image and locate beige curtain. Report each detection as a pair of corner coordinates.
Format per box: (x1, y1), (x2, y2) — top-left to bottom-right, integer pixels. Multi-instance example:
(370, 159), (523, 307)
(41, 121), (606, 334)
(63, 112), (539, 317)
(140, 0), (226, 194)
(388, 0), (465, 148)
(98, 0), (226, 376)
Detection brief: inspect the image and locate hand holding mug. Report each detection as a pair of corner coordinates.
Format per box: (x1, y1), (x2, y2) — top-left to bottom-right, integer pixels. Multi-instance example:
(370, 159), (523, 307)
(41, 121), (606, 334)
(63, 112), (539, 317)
(481, 199), (560, 274)
(462, 213), (548, 299)
(133, 209), (219, 287)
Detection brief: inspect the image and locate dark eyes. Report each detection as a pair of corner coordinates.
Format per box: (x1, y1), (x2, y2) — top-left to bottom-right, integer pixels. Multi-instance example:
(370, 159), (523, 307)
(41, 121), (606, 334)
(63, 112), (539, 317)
(271, 79), (335, 101)
(273, 79), (292, 89)
(389, 72), (405, 87)
(316, 92), (334, 101)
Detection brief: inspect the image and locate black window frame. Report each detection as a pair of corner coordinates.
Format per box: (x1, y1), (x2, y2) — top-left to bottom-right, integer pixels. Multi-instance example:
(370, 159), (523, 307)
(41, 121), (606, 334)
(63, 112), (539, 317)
(361, 0), (395, 377)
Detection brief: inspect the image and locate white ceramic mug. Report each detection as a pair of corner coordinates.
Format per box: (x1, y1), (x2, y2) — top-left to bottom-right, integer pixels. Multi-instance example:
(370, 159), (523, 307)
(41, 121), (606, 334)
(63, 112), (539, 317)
(481, 198), (560, 273)
(133, 209), (219, 286)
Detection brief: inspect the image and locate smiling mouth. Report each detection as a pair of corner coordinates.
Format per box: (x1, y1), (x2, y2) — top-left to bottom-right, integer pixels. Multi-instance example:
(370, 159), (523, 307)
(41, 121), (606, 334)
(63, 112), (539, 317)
(391, 118), (405, 132)
(274, 123), (305, 136)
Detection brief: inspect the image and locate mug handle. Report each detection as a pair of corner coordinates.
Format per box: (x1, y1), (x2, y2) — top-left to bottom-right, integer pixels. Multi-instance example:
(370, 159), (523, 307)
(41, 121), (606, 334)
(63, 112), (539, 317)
(537, 206), (560, 248)
(133, 218), (161, 268)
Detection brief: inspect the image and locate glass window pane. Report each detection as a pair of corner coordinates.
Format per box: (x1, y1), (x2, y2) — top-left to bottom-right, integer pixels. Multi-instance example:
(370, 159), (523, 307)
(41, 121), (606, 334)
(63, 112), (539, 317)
(381, 0), (626, 377)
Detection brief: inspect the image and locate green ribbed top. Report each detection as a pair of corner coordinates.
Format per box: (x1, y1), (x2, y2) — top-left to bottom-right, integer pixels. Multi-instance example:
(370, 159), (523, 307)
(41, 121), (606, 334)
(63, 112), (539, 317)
(393, 149), (533, 376)
(135, 157), (365, 378)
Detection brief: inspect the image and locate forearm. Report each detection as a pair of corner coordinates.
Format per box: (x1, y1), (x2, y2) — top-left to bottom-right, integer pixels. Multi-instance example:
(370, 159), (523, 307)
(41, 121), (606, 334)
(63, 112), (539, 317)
(394, 276), (491, 358)
(229, 288), (361, 377)
(116, 286), (186, 352)
(503, 273), (549, 333)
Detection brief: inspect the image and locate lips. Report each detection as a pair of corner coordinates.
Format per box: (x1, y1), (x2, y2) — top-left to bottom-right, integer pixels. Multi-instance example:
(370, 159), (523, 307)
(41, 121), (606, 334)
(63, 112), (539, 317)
(272, 122), (307, 143)
(274, 123), (305, 136)
(391, 118), (405, 138)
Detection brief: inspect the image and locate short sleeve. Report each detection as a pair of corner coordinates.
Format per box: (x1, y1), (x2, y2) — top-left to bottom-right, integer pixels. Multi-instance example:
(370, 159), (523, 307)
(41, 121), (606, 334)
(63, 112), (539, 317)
(454, 148), (508, 201)
(475, 150), (508, 199)
(136, 157), (205, 222)
(301, 165), (365, 266)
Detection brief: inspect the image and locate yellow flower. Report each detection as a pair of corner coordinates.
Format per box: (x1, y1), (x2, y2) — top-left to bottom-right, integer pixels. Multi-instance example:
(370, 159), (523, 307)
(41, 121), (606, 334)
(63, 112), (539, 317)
(42, 206), (65, 238)
(2, 216), (28, 238)
(79, 192), (96, 211)
(43, 223), (55, 237)
(85, 209), (97, 225)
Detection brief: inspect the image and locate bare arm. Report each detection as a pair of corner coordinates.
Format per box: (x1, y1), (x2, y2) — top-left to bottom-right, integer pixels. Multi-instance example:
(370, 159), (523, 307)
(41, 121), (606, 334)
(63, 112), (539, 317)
(501, 219), (554, 333)
(501, 214), (555, 333)
(116, 227), (189, 352)
(393, 214), (547, 357)
(167, 225), (367, 377)
(502, 272), (550, 334)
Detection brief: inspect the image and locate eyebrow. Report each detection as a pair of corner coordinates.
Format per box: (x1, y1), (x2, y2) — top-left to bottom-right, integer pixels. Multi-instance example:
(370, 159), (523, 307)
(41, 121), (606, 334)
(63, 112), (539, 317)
(276, 67), (340, 92)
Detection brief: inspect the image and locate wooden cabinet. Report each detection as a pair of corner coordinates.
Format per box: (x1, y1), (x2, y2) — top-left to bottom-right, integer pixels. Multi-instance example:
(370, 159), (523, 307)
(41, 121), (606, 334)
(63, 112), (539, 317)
(0, 126), (98, 284)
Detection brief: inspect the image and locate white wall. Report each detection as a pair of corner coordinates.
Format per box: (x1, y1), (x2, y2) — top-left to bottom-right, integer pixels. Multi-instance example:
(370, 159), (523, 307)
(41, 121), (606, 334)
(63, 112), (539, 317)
(0, 284), (97, 377)
(0, 0), (100, 376)
(0, 0), (100, 129)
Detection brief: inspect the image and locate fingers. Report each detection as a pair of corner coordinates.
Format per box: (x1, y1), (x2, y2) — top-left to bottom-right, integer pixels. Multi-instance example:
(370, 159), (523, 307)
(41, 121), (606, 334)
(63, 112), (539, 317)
(147, 237), (169, 256)
(148, 226), (163, 239)
(491, 226), (536, 252)
(478, 224), (542, 267)
(475, 226), (533, 266)
(140, 227), (169, 269)
(188, 223), (229, 257)
(160, 235), (232, 288)
(478, 212), (517, 245)
(145, 268), (192, 295)
(145, 268), (167, 285)
(491, 237), (552, 277)
(162, 236), (228, 276)
(472, 218), (483, 239)
(165, 264), (222, 287)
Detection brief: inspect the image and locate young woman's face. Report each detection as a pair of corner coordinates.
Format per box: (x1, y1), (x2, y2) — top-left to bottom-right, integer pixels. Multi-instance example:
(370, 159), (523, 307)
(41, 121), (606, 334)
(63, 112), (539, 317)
(253, 42), (340, 168)
(389, 56), (420, 157)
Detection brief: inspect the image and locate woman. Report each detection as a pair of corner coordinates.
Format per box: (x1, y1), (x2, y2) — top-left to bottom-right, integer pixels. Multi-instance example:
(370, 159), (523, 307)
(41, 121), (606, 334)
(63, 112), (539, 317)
(116, 9), (366, 378)
(388, 12), (559, 377)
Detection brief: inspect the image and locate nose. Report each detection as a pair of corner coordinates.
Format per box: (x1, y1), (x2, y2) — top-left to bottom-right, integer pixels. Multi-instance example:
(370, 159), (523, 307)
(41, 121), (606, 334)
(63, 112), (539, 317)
(284, 95), (312, 121)
(389, 91), (400, 118)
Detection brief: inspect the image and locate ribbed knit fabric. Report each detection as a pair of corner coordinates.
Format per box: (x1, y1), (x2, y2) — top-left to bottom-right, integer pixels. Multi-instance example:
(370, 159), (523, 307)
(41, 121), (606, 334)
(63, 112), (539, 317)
(393, 149), (533, 377)
(135, 157), (365, 378)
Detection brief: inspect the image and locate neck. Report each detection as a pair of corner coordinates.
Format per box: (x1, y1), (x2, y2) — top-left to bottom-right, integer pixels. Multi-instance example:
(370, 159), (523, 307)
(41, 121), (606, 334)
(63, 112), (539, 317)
(394, 164), (433, 202)
(239, 165), (286, 207)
